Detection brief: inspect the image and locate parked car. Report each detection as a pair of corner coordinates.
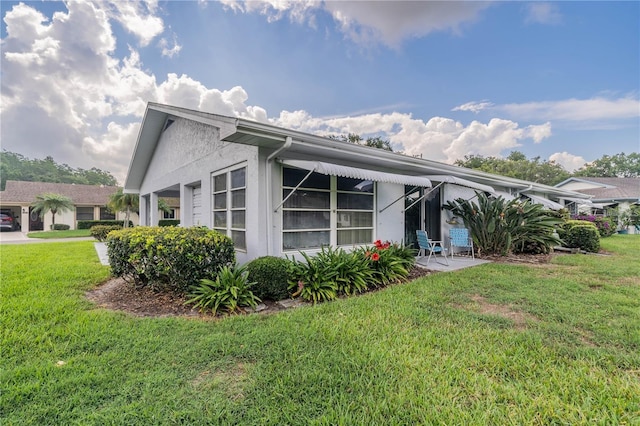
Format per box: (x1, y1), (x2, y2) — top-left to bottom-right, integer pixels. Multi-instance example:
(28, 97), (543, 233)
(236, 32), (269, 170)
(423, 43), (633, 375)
(0, 213), (19, 232)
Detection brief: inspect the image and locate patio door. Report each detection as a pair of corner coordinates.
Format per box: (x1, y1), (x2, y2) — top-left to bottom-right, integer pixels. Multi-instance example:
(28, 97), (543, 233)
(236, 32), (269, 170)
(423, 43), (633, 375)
(404, 185), (441, 248)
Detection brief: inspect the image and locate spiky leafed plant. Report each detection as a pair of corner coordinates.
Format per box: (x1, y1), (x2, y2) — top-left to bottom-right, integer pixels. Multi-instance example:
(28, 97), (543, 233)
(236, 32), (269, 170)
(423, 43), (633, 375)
(108, 188), (139, 228)
(31, 193), (74, 228)
(444, 192), (563, 256)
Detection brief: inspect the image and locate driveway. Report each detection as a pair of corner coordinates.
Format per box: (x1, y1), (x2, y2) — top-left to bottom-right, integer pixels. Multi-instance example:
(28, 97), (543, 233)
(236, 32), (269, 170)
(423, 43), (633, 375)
(0, 231), (94, 244)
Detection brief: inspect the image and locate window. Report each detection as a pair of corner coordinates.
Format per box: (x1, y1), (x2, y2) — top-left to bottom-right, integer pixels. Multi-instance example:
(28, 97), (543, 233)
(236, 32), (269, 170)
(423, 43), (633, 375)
(100, 207), (115, 220)
(282, 167), (374, 251)
(76, 207), (94, 221)
(212, 165), (246, 250)
(163, 209), (176, 219)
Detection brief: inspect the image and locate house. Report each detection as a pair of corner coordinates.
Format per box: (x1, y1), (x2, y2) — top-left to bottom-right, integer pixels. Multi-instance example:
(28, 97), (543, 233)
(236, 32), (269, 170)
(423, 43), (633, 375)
(555, 177), (640, 232)
(124, 102), (590, 263)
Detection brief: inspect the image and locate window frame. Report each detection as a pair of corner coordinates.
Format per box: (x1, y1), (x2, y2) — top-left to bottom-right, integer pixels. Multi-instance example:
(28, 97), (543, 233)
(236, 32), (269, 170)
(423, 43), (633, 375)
(211, 163), (247, 251)
(281, 166), (375, 252)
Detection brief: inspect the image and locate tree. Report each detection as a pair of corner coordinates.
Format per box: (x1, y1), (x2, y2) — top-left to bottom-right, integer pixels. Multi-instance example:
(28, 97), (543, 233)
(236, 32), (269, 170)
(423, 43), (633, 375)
(31, 193), (74, 229)
(330, 133), (394, 151)
(108, 188), (139, 228)
(454, 151), (571, 186)
(573, 152), (640, 178)
(0, 150), (118, 189)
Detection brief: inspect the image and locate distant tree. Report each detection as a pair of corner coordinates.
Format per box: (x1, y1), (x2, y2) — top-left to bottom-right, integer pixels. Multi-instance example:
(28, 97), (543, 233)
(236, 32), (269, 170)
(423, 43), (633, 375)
(31, 193), (74, 229)
(454, 151), (571, 186)
(330, 133), (394, 151)
(0, 150), (118, 189)
(573, 152), (640, 178)
(108, 188), (139, 228)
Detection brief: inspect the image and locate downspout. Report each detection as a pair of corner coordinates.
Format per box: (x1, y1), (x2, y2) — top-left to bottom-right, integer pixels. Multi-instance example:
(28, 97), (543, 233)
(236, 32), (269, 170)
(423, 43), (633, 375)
(265, 136), (293, 256)
(517, 184), (533, 197)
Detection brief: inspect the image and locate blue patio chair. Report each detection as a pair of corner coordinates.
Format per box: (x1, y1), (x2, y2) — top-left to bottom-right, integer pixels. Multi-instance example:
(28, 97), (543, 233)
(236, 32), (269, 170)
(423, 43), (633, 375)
(449, 228), (474, 260)
(416, 229), (449, 265)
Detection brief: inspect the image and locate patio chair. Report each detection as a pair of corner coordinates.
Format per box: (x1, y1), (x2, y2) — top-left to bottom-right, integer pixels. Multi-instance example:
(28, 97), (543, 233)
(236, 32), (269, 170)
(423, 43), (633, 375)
(416, 229), (449, 265)
(449, 228), (475, 260)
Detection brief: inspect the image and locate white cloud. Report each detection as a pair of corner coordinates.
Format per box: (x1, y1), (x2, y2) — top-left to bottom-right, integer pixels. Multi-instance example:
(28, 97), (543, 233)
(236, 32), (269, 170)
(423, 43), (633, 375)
(549, 152), (586, 172)
(525, 3), (562, 25)
(110, 1), (164, 46)
(452, 101), (493, 114)
(220, 0), (491, 47)
(499, 96), (640, 122)
(158, 32), (182, 58)
(0, 1), (559, 186)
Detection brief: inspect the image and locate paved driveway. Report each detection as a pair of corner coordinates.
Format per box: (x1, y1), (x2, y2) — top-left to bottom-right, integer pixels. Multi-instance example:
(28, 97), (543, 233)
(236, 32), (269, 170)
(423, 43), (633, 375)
(0, 231), (94, 244)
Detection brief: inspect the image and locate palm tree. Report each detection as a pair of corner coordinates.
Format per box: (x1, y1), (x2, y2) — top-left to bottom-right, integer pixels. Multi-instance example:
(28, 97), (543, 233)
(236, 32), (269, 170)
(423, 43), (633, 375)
(108, 188), (139, 228)
(31, 193), (74, 229)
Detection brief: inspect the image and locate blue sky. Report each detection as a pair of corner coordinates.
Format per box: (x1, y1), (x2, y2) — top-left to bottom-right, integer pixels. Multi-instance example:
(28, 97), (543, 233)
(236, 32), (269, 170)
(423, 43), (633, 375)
(1, 1), (638, 184)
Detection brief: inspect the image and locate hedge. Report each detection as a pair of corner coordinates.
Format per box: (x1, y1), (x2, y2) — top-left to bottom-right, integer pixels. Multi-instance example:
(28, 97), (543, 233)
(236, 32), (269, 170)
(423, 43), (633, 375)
(106, 226), (235, 292)
(78, 220), (133, 229)
(52, 224), (70, 230)
(158, 219), (180, 227)
(90, 225), (122, 242)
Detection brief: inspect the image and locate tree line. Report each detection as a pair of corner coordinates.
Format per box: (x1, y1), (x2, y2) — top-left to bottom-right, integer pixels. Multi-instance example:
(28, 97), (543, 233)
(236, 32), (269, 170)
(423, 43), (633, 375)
(0, 150), (118, 190)
(2, 145), (638, 191)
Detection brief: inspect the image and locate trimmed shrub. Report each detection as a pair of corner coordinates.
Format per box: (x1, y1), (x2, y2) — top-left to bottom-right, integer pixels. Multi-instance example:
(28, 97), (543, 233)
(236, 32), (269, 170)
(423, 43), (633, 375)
(52, 224), (70, 230)
(572, 215), (616, 237)
(158, 219), (180, 227)
(246, 256), (292, 301)
(186, 264), (260, 315)
(90, 224), (122, 242)
(106, 226), (235, 292)
(557, 220), (600, 252)
(78, 220), (133, 229)
(563, 225), (600, 253)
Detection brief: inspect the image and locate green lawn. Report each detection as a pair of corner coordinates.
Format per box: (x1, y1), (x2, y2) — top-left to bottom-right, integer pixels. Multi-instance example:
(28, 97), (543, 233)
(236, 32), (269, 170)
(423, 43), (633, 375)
(2, 236), (639, 424)
(27, 229), (92, 239)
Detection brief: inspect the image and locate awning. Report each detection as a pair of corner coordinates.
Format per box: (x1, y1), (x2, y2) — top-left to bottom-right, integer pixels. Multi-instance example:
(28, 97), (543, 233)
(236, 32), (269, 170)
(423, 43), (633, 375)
(422, 175), (495, 194)
(561, 197), (594, 206)
(525, 194), (564, 210)
(493, 190), (517, 201)
(280, 159), (432, 188)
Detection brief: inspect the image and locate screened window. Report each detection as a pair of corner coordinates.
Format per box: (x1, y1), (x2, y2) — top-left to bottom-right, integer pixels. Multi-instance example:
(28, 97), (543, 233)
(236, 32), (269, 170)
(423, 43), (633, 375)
(76, 207), (94, 221)
(282, 167), (374, 251)
(212, 165), (246, 250)
(163, 209), (176, 219)
(100, 207), (115, 220)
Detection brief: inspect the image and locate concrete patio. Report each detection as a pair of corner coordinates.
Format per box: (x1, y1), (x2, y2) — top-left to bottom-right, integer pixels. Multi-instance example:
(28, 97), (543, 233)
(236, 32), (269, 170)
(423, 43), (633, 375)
(415, 255), (490, 272)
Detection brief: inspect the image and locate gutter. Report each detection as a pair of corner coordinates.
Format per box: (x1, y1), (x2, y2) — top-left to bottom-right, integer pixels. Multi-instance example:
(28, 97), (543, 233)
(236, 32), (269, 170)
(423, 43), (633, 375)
(265, 136), (293, 256)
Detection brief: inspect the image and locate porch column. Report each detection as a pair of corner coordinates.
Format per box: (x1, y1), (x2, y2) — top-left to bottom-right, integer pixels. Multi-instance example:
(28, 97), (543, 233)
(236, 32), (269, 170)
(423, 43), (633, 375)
(149, 192), (159, 226)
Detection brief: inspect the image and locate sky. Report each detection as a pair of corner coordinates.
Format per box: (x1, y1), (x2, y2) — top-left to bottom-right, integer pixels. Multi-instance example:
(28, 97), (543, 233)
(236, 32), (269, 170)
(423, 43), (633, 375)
(1, 1), (639, 185)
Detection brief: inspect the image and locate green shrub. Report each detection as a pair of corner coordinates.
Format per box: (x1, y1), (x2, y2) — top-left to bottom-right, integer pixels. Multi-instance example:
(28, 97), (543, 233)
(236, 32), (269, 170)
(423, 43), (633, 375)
(288, 251), (339, 304)
(316, 247), (375, 296)
(559, 220), (600, 253)
(106, 226), (235, 292)
(78, 220), (132, 229)
(572, 215), (616, 237)
(90, 225), (122, 242)
(246, 256), (292, 301)
(444, 193), (563, 256)
(158, 219), (180, 227)
(358, 240), (416, 287)
(185, 264), (260, 315)
(51, 224), (70, 230)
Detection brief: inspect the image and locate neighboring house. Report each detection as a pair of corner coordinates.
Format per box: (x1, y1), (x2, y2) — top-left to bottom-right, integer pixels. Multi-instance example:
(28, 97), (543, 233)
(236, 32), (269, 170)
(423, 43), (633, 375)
(124, 102), (590, 264)
(0, 181), (141, 232)
(555, 177), (640, 231)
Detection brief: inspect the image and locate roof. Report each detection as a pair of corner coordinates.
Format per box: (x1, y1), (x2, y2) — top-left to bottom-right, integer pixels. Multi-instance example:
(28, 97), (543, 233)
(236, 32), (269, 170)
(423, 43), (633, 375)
(555, 177), (640, 202)
(0, 181), (120, 205)
(125, 102), (590, 201)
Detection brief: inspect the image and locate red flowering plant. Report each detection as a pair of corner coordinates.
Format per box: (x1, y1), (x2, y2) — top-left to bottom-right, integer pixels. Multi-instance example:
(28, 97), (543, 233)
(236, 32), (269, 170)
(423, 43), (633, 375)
(359, 240), (416, 287)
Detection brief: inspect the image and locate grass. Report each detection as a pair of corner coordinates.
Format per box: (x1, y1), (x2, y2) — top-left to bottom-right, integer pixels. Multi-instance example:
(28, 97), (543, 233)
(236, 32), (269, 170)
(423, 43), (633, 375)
(27, 229), (92, 239)
(2, 235), (639, 424)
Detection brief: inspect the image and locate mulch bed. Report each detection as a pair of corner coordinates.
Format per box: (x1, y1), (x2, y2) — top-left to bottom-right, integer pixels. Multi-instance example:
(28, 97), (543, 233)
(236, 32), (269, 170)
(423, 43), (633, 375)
(87, 255), (558, 319)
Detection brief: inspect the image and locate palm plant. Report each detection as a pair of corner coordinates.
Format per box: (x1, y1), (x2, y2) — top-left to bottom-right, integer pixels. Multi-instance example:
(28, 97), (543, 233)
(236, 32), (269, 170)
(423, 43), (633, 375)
(108, 188), (139, 228)
(31, 193), (74, 229)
